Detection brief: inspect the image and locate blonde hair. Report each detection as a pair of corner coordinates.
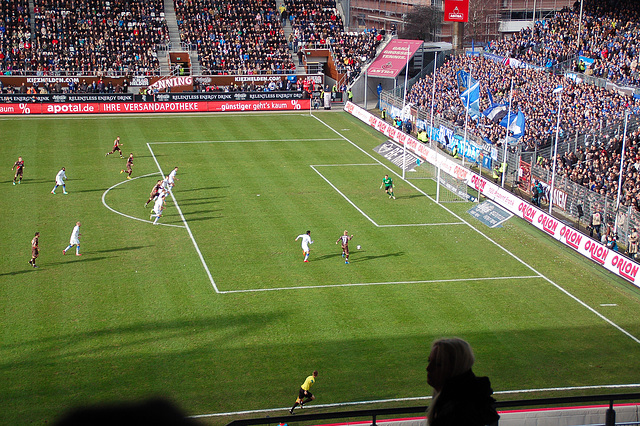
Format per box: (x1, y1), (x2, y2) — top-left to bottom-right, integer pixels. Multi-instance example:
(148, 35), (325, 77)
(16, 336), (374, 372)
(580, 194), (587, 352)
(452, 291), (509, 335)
(426, 338), (475, 425)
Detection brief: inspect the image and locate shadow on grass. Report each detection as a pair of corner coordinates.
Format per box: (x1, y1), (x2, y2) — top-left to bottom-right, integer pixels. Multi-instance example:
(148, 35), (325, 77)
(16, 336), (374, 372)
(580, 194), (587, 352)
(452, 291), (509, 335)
(44, 256), (113, 268)
(92, 245), (152, 254)
(0, 268), (40, 277)
(180, 186), (229, 193)
(0, 256), (113, 276)
(313, 253), (345, 261)
(182, 209), (222, 216)
(0, 311), (287, 357)
(177, 200), (220, 207)
(5, 178), (50, 185)
(75, 188), (112, 194)
(351, 251), (405, 263)
(182, 216), (221, 223)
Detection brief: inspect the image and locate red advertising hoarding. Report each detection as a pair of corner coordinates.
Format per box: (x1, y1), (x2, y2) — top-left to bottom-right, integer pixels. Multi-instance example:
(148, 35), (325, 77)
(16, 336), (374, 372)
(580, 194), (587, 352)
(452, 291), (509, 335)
(0, 99), (310, 115)
(366, 39), (424, 78)
(444, 0), (469, 22)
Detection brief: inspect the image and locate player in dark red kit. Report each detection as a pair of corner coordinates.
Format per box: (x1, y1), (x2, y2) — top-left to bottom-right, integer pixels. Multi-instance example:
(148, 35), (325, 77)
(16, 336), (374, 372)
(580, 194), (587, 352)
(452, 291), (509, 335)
(145, 179), (164, 207)
(12, 156), (24, 185)
(106, 136), (124, 158)
(29, 232), (39, 268)
(120, 153), (134, 179)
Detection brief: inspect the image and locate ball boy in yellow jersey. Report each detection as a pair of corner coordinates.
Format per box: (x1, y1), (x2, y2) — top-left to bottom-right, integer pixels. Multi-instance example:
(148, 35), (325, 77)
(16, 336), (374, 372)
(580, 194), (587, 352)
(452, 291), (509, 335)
(290, 370), (318, 414)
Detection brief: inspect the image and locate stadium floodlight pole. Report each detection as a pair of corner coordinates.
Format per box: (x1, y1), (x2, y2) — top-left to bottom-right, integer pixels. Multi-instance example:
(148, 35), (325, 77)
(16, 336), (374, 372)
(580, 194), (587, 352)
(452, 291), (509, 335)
(401, 43), (410, 180)
(577, 0), (584, 52)
(532, 0), (536, 23)
(428, 51), (438, 150)
(549, 86), (563, 214)
(614, 110), (629, 233)
(501, 75), (514, 188)
(462, 64), (471, 168)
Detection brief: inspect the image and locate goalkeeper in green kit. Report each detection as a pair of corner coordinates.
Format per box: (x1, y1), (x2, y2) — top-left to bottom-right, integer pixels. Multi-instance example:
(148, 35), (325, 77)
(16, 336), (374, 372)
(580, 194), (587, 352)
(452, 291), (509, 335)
(380, 174), (396, 199)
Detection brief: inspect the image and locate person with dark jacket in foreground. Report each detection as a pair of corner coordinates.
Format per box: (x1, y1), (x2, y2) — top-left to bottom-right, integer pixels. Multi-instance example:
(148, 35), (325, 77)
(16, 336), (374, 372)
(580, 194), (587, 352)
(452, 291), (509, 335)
(426, 338), (500, 426)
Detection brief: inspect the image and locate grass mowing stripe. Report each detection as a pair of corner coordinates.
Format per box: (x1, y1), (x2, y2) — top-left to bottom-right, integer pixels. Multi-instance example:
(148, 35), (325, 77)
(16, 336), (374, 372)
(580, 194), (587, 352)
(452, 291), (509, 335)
(312, 112), (640, 345)
(147, 142), (219, 293)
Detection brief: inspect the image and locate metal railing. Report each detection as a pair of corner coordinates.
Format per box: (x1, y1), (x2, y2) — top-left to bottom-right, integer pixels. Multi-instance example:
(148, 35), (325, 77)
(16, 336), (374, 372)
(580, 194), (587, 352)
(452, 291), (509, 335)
(225, 393), (640, 426)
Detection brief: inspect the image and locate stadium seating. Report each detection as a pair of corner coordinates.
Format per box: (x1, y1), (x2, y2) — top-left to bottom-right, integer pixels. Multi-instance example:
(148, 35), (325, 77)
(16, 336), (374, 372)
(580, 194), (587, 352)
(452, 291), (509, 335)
(487, 0), (640, 87)
(29, 0), (169, 76)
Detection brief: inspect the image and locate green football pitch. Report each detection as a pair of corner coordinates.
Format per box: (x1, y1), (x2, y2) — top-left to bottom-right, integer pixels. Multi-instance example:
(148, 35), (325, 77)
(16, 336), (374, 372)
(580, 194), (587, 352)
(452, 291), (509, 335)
(1, 111), (640, 425)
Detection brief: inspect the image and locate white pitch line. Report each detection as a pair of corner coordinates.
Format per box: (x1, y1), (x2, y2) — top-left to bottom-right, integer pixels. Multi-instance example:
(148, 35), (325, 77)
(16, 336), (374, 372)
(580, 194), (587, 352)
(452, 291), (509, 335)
(147, 143), (220, 293)
(311, 114), (640, 345)
(219, 275), (541, 294)
(189, 383), (640, 419)
(311, 165), (465, 228)
(378, 223), (465, 227)
(149, 138), (342, 145)
(312, 163), (381, 167)
(101, 173), (186, 229)
(310, 165), (379, 227)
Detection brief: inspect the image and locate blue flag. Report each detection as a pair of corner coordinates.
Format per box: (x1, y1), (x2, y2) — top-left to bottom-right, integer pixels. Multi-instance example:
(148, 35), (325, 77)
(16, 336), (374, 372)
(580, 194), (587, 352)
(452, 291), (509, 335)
(500, 110), (526, 140)
(457, 70), (480, 120)
(483, 102), (509, 123)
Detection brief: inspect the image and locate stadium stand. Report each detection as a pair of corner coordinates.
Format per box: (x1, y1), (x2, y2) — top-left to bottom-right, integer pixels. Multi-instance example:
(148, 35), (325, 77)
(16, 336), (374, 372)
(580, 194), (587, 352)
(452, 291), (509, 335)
(0, 0), (32, 74)
(406, 55), (637, 151)
(0, 0), (382, 85)
(284, 0), (382, 84)
(30, 0), (169, 76)
(487, 0), (640, 87)
(174, 0), (295, 75)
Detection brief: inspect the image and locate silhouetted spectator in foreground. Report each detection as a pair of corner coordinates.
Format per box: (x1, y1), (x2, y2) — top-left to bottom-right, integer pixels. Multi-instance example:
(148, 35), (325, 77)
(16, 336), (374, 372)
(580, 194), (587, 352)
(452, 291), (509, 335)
(426, 337), (499, 426)
(54, 397), (199, 426)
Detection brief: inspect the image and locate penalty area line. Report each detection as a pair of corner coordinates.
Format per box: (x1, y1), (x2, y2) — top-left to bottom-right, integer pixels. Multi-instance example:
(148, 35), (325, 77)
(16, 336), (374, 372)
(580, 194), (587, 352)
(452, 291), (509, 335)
(190, 383), (640, 419)
(218, 275), (541, 294)
(310, 114), (640, 346)
(147, 143), (220, 293)
(101, 172), (186, 229)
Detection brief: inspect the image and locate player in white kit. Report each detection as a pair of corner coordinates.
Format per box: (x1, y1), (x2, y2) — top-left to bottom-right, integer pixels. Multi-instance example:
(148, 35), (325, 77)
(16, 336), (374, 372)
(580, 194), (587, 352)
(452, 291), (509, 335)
(295, 230), (314, 262)
(63, 222), (82, 256)
(51, 167), (68, 194)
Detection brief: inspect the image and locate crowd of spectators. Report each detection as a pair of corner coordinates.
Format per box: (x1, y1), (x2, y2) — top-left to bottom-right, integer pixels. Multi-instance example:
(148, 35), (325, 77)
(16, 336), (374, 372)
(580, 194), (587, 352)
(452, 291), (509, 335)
(175, 0), (295, 75)
(407, 55), (638, 151)
(0, 0), (382, 81)
(406, 54), (640, 210)
(0, 0), (32, 73)
(284, 0), (382, 84)
(487, 0), (640, 87)
(30, 0), (169, 75)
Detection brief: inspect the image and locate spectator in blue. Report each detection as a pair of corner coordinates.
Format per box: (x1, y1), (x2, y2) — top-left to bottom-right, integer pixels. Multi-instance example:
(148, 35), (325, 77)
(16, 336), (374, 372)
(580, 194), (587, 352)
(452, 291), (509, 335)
(377, 83), (382, 109)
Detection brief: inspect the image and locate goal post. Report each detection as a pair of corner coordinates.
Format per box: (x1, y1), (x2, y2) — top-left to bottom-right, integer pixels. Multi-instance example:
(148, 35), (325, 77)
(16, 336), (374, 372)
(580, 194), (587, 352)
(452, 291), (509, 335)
(405, 157), (475, 203)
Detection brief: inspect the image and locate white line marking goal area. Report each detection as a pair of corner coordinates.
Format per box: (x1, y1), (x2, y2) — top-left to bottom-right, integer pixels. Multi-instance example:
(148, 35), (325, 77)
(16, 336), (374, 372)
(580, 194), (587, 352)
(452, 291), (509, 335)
(311, 164), (465, 227)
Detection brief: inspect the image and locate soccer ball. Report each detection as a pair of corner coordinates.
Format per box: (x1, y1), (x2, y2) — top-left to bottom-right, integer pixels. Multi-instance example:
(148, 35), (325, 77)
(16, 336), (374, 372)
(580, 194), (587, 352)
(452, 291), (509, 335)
(357, 245), (361, 250)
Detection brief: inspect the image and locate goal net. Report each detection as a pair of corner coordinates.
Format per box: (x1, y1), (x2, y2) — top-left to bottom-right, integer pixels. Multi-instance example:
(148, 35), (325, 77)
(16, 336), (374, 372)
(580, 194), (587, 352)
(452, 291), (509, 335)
(407, 159), (475, 203)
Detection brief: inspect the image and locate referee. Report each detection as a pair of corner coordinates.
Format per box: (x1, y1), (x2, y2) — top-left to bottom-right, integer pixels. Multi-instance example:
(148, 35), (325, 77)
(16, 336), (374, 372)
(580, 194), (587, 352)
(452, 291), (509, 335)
(290, 370), (318, 414)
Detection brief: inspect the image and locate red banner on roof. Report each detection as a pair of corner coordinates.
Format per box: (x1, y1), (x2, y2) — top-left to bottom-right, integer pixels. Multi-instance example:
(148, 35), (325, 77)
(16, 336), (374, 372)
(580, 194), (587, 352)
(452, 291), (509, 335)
(367, 39), (424, 78)
(444, 0), (469, 22)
